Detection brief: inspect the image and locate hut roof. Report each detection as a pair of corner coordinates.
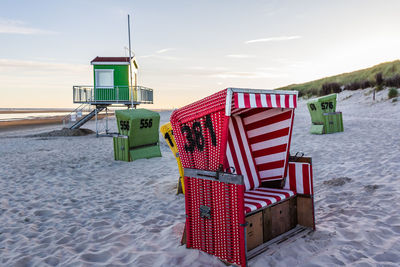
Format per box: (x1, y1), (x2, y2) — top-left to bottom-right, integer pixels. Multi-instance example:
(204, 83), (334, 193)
(91, 57), (131, 65)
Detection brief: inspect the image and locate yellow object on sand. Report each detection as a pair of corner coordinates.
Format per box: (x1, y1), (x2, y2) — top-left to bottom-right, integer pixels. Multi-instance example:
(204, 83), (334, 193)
(160, 122), (185, 194)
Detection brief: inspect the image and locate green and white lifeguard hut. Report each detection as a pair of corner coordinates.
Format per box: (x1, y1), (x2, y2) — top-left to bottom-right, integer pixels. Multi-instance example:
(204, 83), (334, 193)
(65, 56), (153, 134)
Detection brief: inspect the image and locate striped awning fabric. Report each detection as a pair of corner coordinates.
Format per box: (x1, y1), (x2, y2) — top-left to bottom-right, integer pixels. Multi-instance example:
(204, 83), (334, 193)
(244, 188), (295, 214)
(226, 108), (294, 187)
(284, 161), (314, 195)
(233, 92), (297, 109)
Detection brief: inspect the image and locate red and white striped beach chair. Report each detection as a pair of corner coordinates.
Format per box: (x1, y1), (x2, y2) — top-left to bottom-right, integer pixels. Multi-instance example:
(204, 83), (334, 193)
(170, 88), (315, 266)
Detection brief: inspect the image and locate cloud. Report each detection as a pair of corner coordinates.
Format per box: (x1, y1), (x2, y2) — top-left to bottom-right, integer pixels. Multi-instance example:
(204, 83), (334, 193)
(0, 58), (88, 73)
(156, 48), (175, 54)
(225, 54), (256, 59)
(0, 18), (56, 35)
(181, 66), (286, 79)
(139, 48), (181, 61)
(187, 66), (228, 71)
(209, 71), (287, 79)
(245, 36), (301, 44)
(257, 67), (281, 71)
(139, 54), (182, 61)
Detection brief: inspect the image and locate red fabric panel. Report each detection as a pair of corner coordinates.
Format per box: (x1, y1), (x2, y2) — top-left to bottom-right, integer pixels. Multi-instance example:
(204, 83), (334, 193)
(245, 111), (292, 131)
(237, 185), (246, 266)
(231, 117), (255, 189)
(226, 117), (260, 190)
(255, 94), (262, 107)
(232, 92), (297, 109)
(275, 94), (281, 108)
(255, 187), (293, 198)
(248, 128), (290, 144)
(244, 188), (296, 214)
(252, 144), (287, 158)
(245, 194), (281, 203)
(241, 109), (294, 182)
(283, 110), (295, 179)
(284, 162), (314, 196)
(237, 108), (270, 118)
(184, 176), (246, 266)
(285, 95), (290, 109)
(289, 163), (297, 192)
(266, 94), (272, 107)
(171, 109), (226, 171)
(257, 160), (285, 171)
(234, 92), (239, 110)
(302, 164), (311, 195)
(227, 132), (242, 176)
(171, 89), (227, 124)
(309, 164), (314, 195)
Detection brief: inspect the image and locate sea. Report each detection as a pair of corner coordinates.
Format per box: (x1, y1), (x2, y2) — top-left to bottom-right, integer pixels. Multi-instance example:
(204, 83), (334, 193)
(0, 110), (73, 122)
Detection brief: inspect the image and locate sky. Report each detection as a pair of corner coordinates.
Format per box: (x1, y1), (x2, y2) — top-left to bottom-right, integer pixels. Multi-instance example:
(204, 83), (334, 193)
(1, 0), (400, 109)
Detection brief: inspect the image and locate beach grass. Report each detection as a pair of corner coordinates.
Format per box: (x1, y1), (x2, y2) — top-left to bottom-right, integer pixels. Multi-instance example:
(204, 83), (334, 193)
(277, 59), (400, 95)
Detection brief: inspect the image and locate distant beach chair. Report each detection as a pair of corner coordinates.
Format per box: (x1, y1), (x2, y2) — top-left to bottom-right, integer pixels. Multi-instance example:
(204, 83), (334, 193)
(160, 122), (185, 194)
(307, 93), (344, 134)
(170, 88), (315, 266)
(113, 109), (161, 161)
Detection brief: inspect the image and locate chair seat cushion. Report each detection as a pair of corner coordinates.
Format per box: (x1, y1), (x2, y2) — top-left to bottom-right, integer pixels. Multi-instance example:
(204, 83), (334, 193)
(244, 188), (296, 214)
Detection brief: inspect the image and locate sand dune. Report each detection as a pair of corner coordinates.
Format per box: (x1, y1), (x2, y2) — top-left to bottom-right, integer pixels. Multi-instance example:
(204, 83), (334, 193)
(0, 88), (399, 266)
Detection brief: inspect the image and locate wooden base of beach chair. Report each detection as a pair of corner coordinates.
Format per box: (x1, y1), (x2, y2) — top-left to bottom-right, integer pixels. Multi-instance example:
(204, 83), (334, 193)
(244, 195), (315, 254)
(247, 225), (312, 260)
(297, 195), (315, 229)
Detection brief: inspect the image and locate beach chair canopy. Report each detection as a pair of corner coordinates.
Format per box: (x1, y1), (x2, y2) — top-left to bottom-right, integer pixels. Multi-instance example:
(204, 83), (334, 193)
(171, 88), (298, 189)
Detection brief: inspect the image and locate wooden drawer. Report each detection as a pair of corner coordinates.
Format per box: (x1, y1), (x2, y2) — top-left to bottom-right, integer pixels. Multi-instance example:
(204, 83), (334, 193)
(245, 211), (263, 251)
(263, 198), (297, 242)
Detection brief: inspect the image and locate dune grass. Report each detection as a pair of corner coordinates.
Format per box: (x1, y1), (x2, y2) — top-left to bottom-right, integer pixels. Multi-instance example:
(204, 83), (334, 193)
(277, 60), (400, 96)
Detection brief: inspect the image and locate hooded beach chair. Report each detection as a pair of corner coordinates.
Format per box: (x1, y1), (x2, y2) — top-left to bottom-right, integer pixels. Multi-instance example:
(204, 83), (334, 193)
(170, 88), (315, 266)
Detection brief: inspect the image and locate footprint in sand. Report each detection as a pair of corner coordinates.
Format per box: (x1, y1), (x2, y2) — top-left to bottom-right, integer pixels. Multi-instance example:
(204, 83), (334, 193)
(364, 184), (380, 193)
(81, 250), (112, 263)
(44, 256), (60, 266)
(33, 210), (53, 217)
(323, 177), (352, 186)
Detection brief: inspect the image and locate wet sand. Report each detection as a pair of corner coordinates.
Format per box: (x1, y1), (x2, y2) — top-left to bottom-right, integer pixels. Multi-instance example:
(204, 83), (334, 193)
(0, 114), (109, 132)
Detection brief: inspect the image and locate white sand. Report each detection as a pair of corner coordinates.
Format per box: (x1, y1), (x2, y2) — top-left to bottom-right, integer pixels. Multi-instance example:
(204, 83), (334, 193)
(0, 88), (399, 266)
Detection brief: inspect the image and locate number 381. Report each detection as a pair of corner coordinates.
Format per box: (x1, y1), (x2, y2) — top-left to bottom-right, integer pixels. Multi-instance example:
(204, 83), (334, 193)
(181, 114), (217, 152)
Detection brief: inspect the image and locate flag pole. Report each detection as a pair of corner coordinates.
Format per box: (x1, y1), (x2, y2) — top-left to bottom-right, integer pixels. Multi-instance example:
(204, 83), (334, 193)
(128, 14), (134, 108)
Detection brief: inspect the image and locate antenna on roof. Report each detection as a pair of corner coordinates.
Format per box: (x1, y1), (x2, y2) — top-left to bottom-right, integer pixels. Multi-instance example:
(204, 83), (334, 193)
(127, 14), (134, 108)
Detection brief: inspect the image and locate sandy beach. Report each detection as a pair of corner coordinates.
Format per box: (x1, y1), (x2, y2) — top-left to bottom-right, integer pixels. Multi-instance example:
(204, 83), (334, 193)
(0, 109), (73, 114)
(0, 114), (111, 133)
(0, 88), (399, 266)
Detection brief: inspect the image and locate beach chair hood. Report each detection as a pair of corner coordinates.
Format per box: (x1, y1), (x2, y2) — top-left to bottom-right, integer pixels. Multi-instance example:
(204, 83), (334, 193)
(170, 88), (298, 188)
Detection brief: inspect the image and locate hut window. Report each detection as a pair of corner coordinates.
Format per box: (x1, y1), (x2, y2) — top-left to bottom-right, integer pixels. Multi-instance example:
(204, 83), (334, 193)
(95, 69), (114, 88)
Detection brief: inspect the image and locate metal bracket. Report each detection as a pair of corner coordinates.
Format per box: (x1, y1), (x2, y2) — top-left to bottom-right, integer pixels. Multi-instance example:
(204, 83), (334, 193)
(239, 222), (249, 227)
(184, 168), (244, 185)
(290, 152), (304, 162)
(200, 205), (211, 219)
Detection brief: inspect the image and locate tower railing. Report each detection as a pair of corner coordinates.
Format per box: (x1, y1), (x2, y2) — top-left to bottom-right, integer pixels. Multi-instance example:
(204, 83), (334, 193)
(73, 85), (153, 104)
(62, 103), (93, 127)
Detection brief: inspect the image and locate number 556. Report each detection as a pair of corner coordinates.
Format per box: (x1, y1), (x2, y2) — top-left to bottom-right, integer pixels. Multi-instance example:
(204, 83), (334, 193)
(140, 119), (153, 128)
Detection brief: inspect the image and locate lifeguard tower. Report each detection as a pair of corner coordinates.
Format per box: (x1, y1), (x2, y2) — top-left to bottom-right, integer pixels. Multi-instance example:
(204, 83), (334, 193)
(63, 56), (153, 135)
